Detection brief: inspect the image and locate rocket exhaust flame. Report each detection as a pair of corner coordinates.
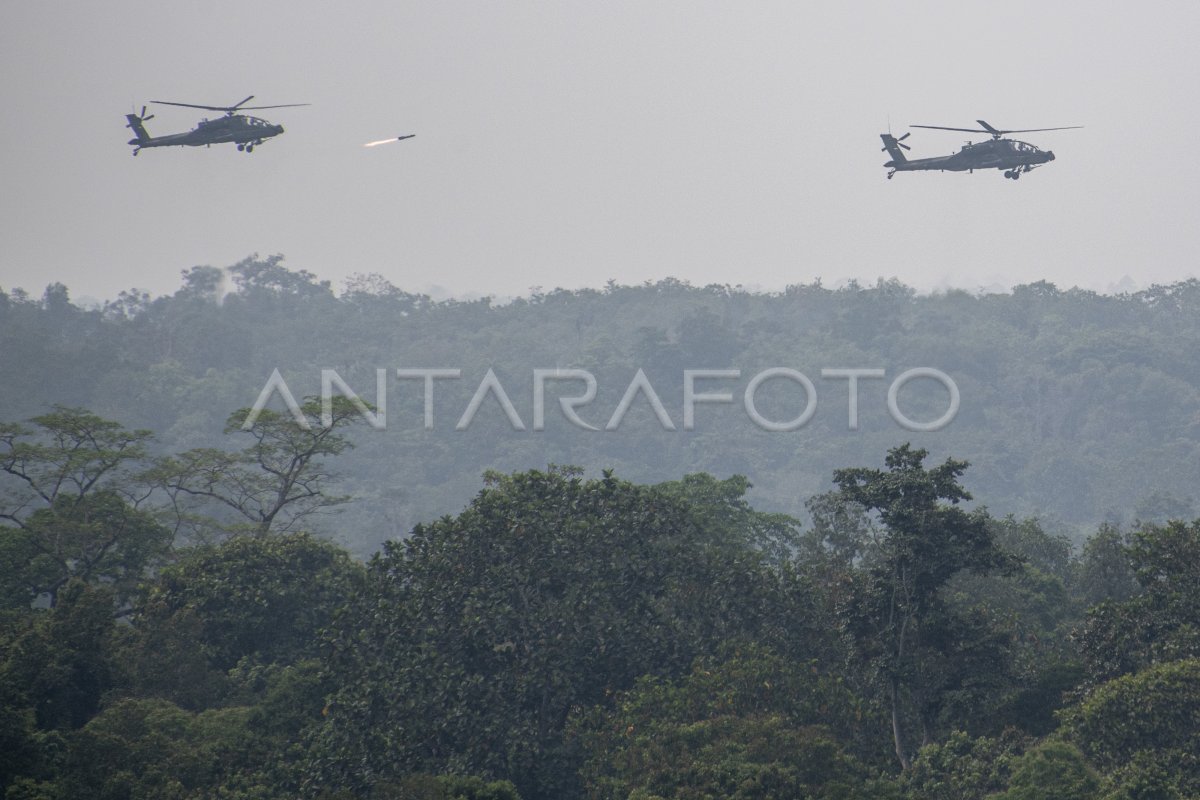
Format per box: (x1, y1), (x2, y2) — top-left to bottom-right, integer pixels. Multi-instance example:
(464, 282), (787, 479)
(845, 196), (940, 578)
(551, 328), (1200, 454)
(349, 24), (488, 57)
(364, 135), (415, 147)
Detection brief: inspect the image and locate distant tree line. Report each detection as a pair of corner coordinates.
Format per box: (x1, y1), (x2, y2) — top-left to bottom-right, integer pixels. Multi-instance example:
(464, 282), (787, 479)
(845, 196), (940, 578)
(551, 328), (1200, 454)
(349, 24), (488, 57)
(2, 256), (1198, 557)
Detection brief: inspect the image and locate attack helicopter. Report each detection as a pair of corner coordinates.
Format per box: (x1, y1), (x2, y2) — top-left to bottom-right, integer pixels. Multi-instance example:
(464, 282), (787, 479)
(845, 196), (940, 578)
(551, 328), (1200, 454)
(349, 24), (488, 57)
(881, 119), (1081, 180)
(125, 96), (309, 156)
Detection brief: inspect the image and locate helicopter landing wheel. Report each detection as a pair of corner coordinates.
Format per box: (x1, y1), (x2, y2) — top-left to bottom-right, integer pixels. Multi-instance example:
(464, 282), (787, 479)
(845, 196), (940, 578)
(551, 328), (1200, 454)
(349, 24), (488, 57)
(245, 144), (254, 153)
(237, 143), (245, 151)
(132, 149), (139, 157)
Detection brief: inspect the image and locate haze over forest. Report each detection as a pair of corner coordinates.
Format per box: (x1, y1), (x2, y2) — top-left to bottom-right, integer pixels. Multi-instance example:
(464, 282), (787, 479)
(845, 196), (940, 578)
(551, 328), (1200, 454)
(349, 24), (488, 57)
(3, 257), (1197, 554)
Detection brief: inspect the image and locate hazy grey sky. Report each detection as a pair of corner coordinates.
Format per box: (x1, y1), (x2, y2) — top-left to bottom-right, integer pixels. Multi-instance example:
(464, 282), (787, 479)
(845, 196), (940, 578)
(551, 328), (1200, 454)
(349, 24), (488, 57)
(2, 1), (1198, 302)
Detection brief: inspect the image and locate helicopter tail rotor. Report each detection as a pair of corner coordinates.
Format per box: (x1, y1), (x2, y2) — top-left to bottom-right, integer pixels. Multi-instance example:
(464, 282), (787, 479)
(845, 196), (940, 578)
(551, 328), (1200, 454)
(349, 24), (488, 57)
(125, 109), (152, 149)
(880, 132), (911, 168)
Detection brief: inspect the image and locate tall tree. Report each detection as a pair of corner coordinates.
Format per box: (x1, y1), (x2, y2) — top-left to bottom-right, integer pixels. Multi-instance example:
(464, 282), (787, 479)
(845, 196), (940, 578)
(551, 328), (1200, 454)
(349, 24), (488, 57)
(0, 406), (153, 519)
(152, 397), (362, 539)
(0, 408), (168, 607)
(827, 444), (1013, 769)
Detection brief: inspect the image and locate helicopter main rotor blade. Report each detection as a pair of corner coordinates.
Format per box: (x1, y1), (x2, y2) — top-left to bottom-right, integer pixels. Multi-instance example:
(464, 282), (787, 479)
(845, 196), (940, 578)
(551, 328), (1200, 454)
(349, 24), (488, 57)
(911, 124), (991, 134)
(151, 98), (310, 113)
(914, 122), (1083, 136)
(997, 126), (1084, 133)
(151, 100), (236, 112)
(231, 95), (255, 110)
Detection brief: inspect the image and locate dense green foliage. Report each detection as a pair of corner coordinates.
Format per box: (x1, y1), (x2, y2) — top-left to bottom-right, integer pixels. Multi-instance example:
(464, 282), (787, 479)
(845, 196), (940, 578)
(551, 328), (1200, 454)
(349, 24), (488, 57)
(1076, 521), (1200, 687)
(307, 468), (800, 799)
(125, 532), (364, 709)
(1062, 659), (1200, 796)
(0, 408), (168, 609)
(574, 646), (897, 800)
(991, 740), (1102, 800)
(3, 417), (1196, 796)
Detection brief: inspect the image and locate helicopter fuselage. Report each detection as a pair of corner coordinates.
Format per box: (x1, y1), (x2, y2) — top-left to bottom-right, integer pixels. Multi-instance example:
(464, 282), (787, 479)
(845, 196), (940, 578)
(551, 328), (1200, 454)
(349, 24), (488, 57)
(126, 114), (284, 155)
(885, 137), (1054, 174)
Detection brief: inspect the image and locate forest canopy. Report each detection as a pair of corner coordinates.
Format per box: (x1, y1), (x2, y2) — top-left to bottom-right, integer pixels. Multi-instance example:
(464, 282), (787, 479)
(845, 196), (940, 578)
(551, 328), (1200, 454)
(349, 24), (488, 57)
(2, 408), (1198, 797)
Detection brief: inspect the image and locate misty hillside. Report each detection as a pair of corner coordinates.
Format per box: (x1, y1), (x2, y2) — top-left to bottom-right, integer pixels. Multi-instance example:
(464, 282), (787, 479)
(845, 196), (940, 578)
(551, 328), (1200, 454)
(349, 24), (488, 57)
(3, 255), (1198, 554)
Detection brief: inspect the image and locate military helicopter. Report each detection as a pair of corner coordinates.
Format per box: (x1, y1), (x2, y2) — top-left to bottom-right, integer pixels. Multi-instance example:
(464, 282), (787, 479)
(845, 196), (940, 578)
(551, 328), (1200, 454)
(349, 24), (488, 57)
(125, 96), (309, 156)
(881, 119), (1081, 180)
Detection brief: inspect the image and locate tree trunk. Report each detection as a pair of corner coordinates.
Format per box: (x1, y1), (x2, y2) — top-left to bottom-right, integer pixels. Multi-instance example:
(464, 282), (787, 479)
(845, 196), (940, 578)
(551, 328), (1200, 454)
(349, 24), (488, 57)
(890, 677), (911, 770)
